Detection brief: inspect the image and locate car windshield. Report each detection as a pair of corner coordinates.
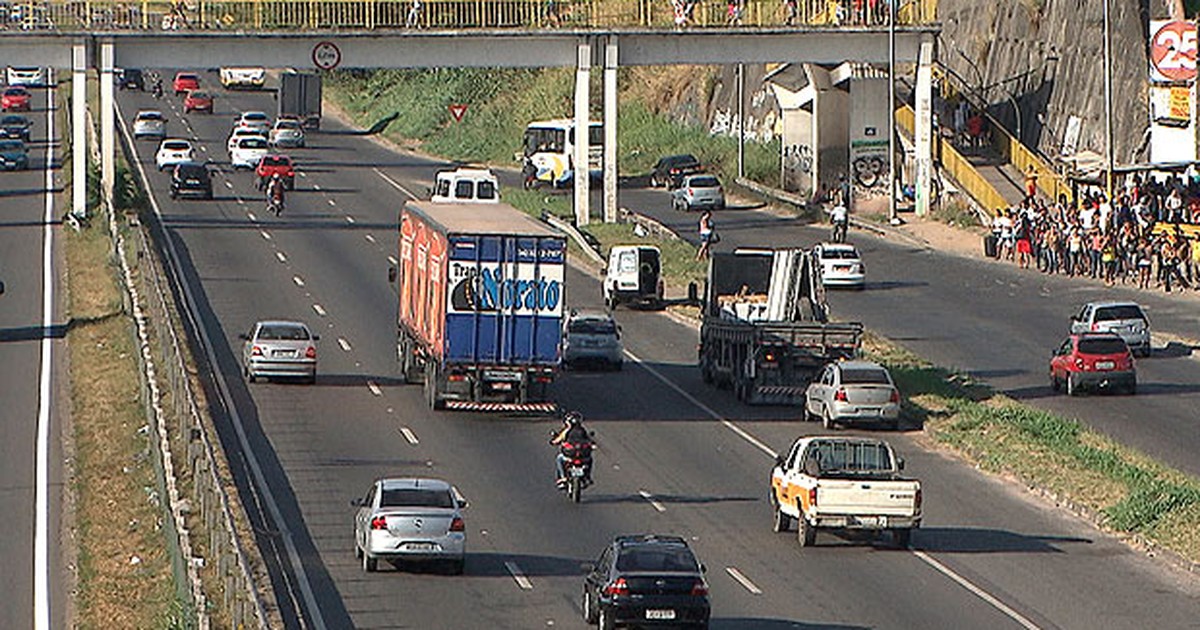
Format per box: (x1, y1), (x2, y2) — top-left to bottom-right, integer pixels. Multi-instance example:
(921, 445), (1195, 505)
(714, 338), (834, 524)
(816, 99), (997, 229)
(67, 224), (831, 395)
(840, 368), (891, 384)
(163, 141), (190, 150)
(822, 248), (859, 260)
(569, 319), (617, 335)
(0, 140), (24, 151)
(137, 112), (163, 121)
(177, 74), (198, 82)
(379, 488), (455, 509)
(257, 324), (310, 341)
(807, 439), (894, 473)
(239, 138), (268, 149)
(189, 92), (211, 99)
(177, 165), (207, 178)
(616, 547), (699, 573)
(261, 156), (289, 167)
(1, 116), (26, 125)
(688, 176), (719, 188)
(4, 88), (26, 96)
(1094, 305), (1145, 322)
(275, 121), (300, 130)
(243, 113), (269, 122)
(1078, 338), (1128, 355)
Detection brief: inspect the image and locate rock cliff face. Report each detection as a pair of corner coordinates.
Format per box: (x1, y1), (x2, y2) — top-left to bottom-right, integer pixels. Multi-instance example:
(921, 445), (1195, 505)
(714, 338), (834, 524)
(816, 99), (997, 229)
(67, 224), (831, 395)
(938, 0), (1156, 163)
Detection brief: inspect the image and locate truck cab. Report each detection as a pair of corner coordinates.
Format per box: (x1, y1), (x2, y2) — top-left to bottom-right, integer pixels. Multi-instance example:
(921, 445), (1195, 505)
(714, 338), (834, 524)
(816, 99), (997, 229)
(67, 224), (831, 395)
(603, 245), (663, 310)
(431, 168), (500, 203)
(770, 435), (921, 548)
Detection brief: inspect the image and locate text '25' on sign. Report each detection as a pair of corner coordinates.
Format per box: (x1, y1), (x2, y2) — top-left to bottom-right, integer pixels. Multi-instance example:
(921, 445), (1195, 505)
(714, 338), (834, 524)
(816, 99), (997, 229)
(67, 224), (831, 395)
(1151, 20), (1197, 83)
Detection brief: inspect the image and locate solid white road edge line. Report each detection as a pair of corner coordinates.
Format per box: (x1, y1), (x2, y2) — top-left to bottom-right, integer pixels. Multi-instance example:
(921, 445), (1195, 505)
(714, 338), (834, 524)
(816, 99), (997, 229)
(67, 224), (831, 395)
(724, 567), (763, 595)
(504, 561), (534, 591)
(637, 490), (666, 513)
(33, 70), (56, 630)
(373, 167), (420, 201)
(621, 349), (1046, 630)
(114, 94), (328, 629)
(399, 427), (419, 445)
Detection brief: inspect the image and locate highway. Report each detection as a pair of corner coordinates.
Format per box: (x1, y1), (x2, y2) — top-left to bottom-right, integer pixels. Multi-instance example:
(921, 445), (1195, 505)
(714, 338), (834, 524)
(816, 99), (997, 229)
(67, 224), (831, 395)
(0, 80), (67, 630)
(115, 73), (1200, 629)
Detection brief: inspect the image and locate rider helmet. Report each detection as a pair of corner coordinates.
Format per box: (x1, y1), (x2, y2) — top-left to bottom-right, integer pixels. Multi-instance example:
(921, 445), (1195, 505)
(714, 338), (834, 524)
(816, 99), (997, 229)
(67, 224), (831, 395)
(563, 410), (584, 426)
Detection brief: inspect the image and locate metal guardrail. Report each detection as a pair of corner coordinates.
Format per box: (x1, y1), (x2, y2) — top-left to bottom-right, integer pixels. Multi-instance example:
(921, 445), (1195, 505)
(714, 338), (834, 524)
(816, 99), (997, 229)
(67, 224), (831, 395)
(1, 0), (936, 30)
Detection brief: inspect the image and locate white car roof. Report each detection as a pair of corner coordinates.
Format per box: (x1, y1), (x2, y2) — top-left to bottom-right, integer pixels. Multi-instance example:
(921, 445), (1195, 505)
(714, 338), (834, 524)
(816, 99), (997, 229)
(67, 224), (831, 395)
(378, 477), (452, 492)
(835, 360), (887, 371)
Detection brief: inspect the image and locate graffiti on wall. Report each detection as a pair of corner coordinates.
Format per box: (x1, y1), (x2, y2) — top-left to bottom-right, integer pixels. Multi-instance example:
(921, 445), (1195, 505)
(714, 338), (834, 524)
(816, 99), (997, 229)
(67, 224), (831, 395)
(850, 138), (889, 189)
(783, 143), (813, 174)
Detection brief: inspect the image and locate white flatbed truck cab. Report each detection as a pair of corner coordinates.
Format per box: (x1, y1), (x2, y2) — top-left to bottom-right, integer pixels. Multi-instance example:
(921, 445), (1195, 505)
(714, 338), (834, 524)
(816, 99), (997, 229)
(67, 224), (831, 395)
(770, 435), (921, 548)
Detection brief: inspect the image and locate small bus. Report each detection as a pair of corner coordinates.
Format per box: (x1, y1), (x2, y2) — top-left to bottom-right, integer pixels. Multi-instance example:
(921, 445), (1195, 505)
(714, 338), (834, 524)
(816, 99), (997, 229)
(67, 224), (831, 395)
(521, 119), (604, 189)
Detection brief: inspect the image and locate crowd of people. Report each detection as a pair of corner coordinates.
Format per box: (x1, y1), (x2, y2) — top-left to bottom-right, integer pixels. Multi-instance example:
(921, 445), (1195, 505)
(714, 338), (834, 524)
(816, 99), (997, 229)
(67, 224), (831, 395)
(988, 173), (1200, 293)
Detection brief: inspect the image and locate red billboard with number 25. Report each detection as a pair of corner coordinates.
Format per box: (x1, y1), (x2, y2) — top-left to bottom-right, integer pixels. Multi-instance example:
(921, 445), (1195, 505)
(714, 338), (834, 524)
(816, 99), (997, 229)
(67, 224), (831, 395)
(1151, 20), (1197, 83)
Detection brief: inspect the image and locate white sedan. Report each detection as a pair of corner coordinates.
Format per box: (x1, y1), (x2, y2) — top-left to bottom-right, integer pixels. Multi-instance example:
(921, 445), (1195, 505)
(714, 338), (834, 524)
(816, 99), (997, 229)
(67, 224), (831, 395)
(229, 136), (269, 170)
(155, 138), (195, 171)
(804, 360), (901, 430)
(226, 126), (265, 153)
(233, 111), (272, 134)
(814, 242), (866, 289)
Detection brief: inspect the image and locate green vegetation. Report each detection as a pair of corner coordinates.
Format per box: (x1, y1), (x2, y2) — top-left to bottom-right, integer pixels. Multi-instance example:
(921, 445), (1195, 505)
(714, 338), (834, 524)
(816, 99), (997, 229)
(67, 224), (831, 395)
(866, 333), (1200, 564)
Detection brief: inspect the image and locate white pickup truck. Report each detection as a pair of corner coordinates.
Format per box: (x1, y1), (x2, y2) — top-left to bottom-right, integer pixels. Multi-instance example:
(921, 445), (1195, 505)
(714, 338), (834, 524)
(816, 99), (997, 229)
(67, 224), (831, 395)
(219, 67), (266, 90)
(769, 436), (921, 548)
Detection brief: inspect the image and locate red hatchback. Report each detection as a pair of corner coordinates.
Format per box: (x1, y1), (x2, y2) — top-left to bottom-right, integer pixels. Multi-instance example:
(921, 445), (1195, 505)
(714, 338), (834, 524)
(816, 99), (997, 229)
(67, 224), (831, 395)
(1049, 333), (1136, 396)
(255, 154), (295, 190)
(183, 90), (214, 114)
(1, 87), (32, 112)
(173, 72), (200, 96)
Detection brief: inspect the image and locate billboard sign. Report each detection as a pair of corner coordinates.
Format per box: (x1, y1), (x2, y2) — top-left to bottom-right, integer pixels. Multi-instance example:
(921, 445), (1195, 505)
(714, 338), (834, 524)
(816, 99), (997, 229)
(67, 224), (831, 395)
(1150, 20), (1197, 82)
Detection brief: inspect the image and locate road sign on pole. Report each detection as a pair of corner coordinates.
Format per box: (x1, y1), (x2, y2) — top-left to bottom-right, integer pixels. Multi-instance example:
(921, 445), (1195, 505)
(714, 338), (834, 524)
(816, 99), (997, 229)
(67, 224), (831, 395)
(312, 41), (341, 70)
(448, 104), (468, 122)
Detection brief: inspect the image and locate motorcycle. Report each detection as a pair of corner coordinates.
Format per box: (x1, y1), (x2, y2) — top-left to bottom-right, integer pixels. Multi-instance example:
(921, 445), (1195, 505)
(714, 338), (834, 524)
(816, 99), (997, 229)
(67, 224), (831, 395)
(553, 436), (594, 503)
(151, 81), (163, 100)
(266, 190), (285, 216)
(831, 218), (848, 243)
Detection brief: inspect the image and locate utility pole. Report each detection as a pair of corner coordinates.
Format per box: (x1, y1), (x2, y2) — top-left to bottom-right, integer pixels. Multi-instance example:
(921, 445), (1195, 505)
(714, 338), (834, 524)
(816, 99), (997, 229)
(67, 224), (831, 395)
(887, 0), (898, 224)
(1103, 0), (1114, 203)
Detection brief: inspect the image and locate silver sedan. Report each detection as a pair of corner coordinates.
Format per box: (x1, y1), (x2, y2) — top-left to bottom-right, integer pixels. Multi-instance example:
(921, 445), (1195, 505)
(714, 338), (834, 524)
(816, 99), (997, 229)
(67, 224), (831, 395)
(239, 320), (318, 383)
(352, 477), (467, 574)
(133, 110), (166, 140)
(804, 360), (901, 430)
(562, 310), (624, 370)
(268, 119), (306, 149)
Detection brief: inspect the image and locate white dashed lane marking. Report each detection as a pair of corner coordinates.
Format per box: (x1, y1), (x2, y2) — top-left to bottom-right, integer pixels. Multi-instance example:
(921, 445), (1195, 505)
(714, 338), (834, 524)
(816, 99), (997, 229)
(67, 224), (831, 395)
(400, 427), (419, 445)
(367, 380), (382, 396)
(504, 562), (534, 591)
(275, 251), (287, 263)
(638, 490), (666, 513)
(293, 275), (305, 287)
(365, 234), (376, 244)
(387, 256), (398, 266)
(337, 337), (352, 352)
(346, 216), (356, 224)
(260, 230), (272, 240)
(327, 199), (336, 206)
(725, 567), (763, 595)
(312, 303), (327, 317)
(247, 211), (258, 221)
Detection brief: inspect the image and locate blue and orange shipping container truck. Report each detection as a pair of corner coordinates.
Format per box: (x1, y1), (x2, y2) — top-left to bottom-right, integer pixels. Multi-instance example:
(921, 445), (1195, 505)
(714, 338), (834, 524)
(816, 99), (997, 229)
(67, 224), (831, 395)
(393, 200), (565, 412)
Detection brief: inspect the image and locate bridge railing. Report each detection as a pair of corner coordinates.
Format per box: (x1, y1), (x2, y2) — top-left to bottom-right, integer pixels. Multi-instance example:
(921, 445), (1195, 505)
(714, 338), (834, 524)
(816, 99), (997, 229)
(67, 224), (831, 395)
(4, 0), (936, 31)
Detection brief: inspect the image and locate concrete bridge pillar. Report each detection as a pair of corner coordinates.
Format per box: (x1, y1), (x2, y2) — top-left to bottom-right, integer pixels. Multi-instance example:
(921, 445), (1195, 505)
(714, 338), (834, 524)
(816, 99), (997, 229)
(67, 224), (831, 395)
(603, 36), (618, 224)
(574, 39), (591, 227)
(101, 39), (115, 209)
(71, 39), (87, 220)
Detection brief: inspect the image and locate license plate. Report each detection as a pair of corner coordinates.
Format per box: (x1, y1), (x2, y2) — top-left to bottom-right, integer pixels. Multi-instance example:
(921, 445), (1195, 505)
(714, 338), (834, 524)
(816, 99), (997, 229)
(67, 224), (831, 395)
(185, 179), (200, 185)
(645, 610), (675, 620)
(858, 407), (878, 414)
(1095, 361), (1115, 370)
(403, 542), (437, 551)
(272, 349), (296, 357)
(569, 467), (585, 478)
(855, 516), (880, 527)
(490, 382), (513, 391)
(483, 370), (521, 381)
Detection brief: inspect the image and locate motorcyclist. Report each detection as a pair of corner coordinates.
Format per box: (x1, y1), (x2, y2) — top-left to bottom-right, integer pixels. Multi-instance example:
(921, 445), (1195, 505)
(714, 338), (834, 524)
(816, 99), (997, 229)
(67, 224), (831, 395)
(830, 199), (848, 243)
(151, 76), (163, 99)
(550, 410), (594, 487)
(266, 173), (286, 215)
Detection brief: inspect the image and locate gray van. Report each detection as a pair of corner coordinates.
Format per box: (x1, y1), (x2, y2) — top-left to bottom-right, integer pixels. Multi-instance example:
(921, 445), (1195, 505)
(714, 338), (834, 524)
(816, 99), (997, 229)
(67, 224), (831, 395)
(1069, 301), (1151, 357)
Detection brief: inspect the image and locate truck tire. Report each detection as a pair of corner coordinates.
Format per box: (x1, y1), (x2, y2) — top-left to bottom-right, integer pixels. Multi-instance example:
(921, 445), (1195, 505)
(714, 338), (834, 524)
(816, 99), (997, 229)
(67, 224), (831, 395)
(892, 528), (911, 549)
(424, 364), (445, 410)
(772, 506), (791, 533)
(797, 514), (816, 547)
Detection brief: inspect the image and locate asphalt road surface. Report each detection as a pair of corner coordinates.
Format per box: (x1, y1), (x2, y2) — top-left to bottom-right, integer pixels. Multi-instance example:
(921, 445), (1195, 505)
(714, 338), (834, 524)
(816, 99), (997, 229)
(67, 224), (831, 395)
(0, 80), (67, 630)
(116, 73), (1200, 629)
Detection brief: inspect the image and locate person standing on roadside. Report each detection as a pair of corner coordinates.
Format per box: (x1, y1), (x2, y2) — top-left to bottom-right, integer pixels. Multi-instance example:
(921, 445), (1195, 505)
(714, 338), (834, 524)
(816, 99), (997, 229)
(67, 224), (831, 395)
(1137, 237), (1154, 290)
(696, 210), (716, 261)
(1014, 210), (1032, 269)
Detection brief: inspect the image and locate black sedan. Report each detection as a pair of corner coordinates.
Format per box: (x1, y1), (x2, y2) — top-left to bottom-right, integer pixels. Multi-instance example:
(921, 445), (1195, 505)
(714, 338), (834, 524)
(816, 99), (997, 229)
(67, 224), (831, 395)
(583, 534), (711, 629)
(169, 162), (213, 200)
(650, 153), (702, 189)
(0, 114), (31, 142)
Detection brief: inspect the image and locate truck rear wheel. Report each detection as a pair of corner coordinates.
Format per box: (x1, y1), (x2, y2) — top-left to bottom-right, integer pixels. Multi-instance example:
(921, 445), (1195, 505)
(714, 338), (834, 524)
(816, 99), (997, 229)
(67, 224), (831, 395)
(424, 364), (445, 410)
(771, 506), (791, 533)
(892, 528), (911, 549)
(797, 514), (816, 547)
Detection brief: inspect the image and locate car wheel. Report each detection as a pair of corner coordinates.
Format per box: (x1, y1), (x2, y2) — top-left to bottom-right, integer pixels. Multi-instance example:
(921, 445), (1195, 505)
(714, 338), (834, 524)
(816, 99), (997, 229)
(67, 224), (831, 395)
(244, 365), (256, 383)
(893, 529), (912, 549)
(354, 540), (362, 559)
(1049, 373), (1060, 392)
(598, 607), (615, 630)
(446, 558), (465, 575)
(822, 409), (836, 430)
(582, 588), (599, 624)
(1065, 374), (1078, 397)
(797, 514), (816, 547)
(362, 550), (377, 573)
(771, 505), (791, 533)
(1125, 382), (1137, 396)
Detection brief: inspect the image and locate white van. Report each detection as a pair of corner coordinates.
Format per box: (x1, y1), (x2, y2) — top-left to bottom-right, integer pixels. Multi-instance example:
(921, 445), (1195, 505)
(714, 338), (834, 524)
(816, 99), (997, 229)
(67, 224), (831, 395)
(431, 168), (500, 203)
(604, 245), (664, 310)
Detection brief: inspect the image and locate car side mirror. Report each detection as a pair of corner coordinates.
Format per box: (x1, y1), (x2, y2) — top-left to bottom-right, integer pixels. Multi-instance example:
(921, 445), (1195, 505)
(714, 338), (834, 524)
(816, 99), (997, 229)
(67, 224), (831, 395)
(699, 563), (707, 574)
(311, 334), (320, 341)
(457, 500), (470, 510)
(237, 333), (249, 340)
(388, 266), (398, 283)
(897, 457), (905, 470)
(349, 498), (362, 507)
(774, 454), (785, 469)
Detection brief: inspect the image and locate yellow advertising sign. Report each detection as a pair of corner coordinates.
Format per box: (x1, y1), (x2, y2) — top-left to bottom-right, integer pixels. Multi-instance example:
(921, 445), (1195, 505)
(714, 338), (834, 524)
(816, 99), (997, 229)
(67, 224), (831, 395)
(1169, 86), (1191, 120)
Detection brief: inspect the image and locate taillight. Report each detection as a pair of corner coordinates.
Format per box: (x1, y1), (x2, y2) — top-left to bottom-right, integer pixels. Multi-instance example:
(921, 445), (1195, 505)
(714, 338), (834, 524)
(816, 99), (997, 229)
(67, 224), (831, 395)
(687, 188), (694, 196)
(603, 578), (629, 596)
(448, 373), (467, 382)
(305, 346), (316, 359)
(690, 580), (709, 596)
(1091, 323), (1099, 331)
(536, 376), (553, 383)
(573, 459), (583, 465)
(808, 487), (818, 507)
(763, 351), (776, 363)
(834, 389), (848, 402)
(1074, 358), (1085, 369)
(370, 516), (388, 530)
(251, 345), (263, 357)
(449, 516), (465, 532)
(890, 388), (900, 403)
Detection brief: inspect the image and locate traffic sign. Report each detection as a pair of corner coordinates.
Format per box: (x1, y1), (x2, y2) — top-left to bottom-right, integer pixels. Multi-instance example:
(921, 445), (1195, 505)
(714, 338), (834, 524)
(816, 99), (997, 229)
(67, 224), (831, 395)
(448, 104), (468, 122)
(1150, 20), (1196, 82)
(312, 41), (342, 70)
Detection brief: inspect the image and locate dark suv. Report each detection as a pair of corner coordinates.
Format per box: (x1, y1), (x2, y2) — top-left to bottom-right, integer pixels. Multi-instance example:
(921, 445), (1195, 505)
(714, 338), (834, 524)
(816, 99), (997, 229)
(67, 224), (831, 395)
(650, 154), (702, 189)
(116, 68), (144, 91)
(582, 534), (711, 629)
(170, 162), (213, 200)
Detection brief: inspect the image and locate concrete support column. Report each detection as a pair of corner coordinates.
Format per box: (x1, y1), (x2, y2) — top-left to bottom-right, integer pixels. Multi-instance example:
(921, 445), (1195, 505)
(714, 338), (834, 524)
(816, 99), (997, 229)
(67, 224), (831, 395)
(72, 39), (87, 220)
(573, 40), (591, 227)
(737, 63), (745, 179)
(913, 37), (934, 217)
(603, 36), (618, 224)
(100, 39), (115, 208)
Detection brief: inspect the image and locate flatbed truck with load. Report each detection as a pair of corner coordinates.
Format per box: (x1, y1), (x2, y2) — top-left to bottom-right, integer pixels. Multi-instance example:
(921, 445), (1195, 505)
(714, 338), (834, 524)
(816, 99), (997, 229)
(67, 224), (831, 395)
(390, 200), (565, 413)
(698, 247), (863, 405)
